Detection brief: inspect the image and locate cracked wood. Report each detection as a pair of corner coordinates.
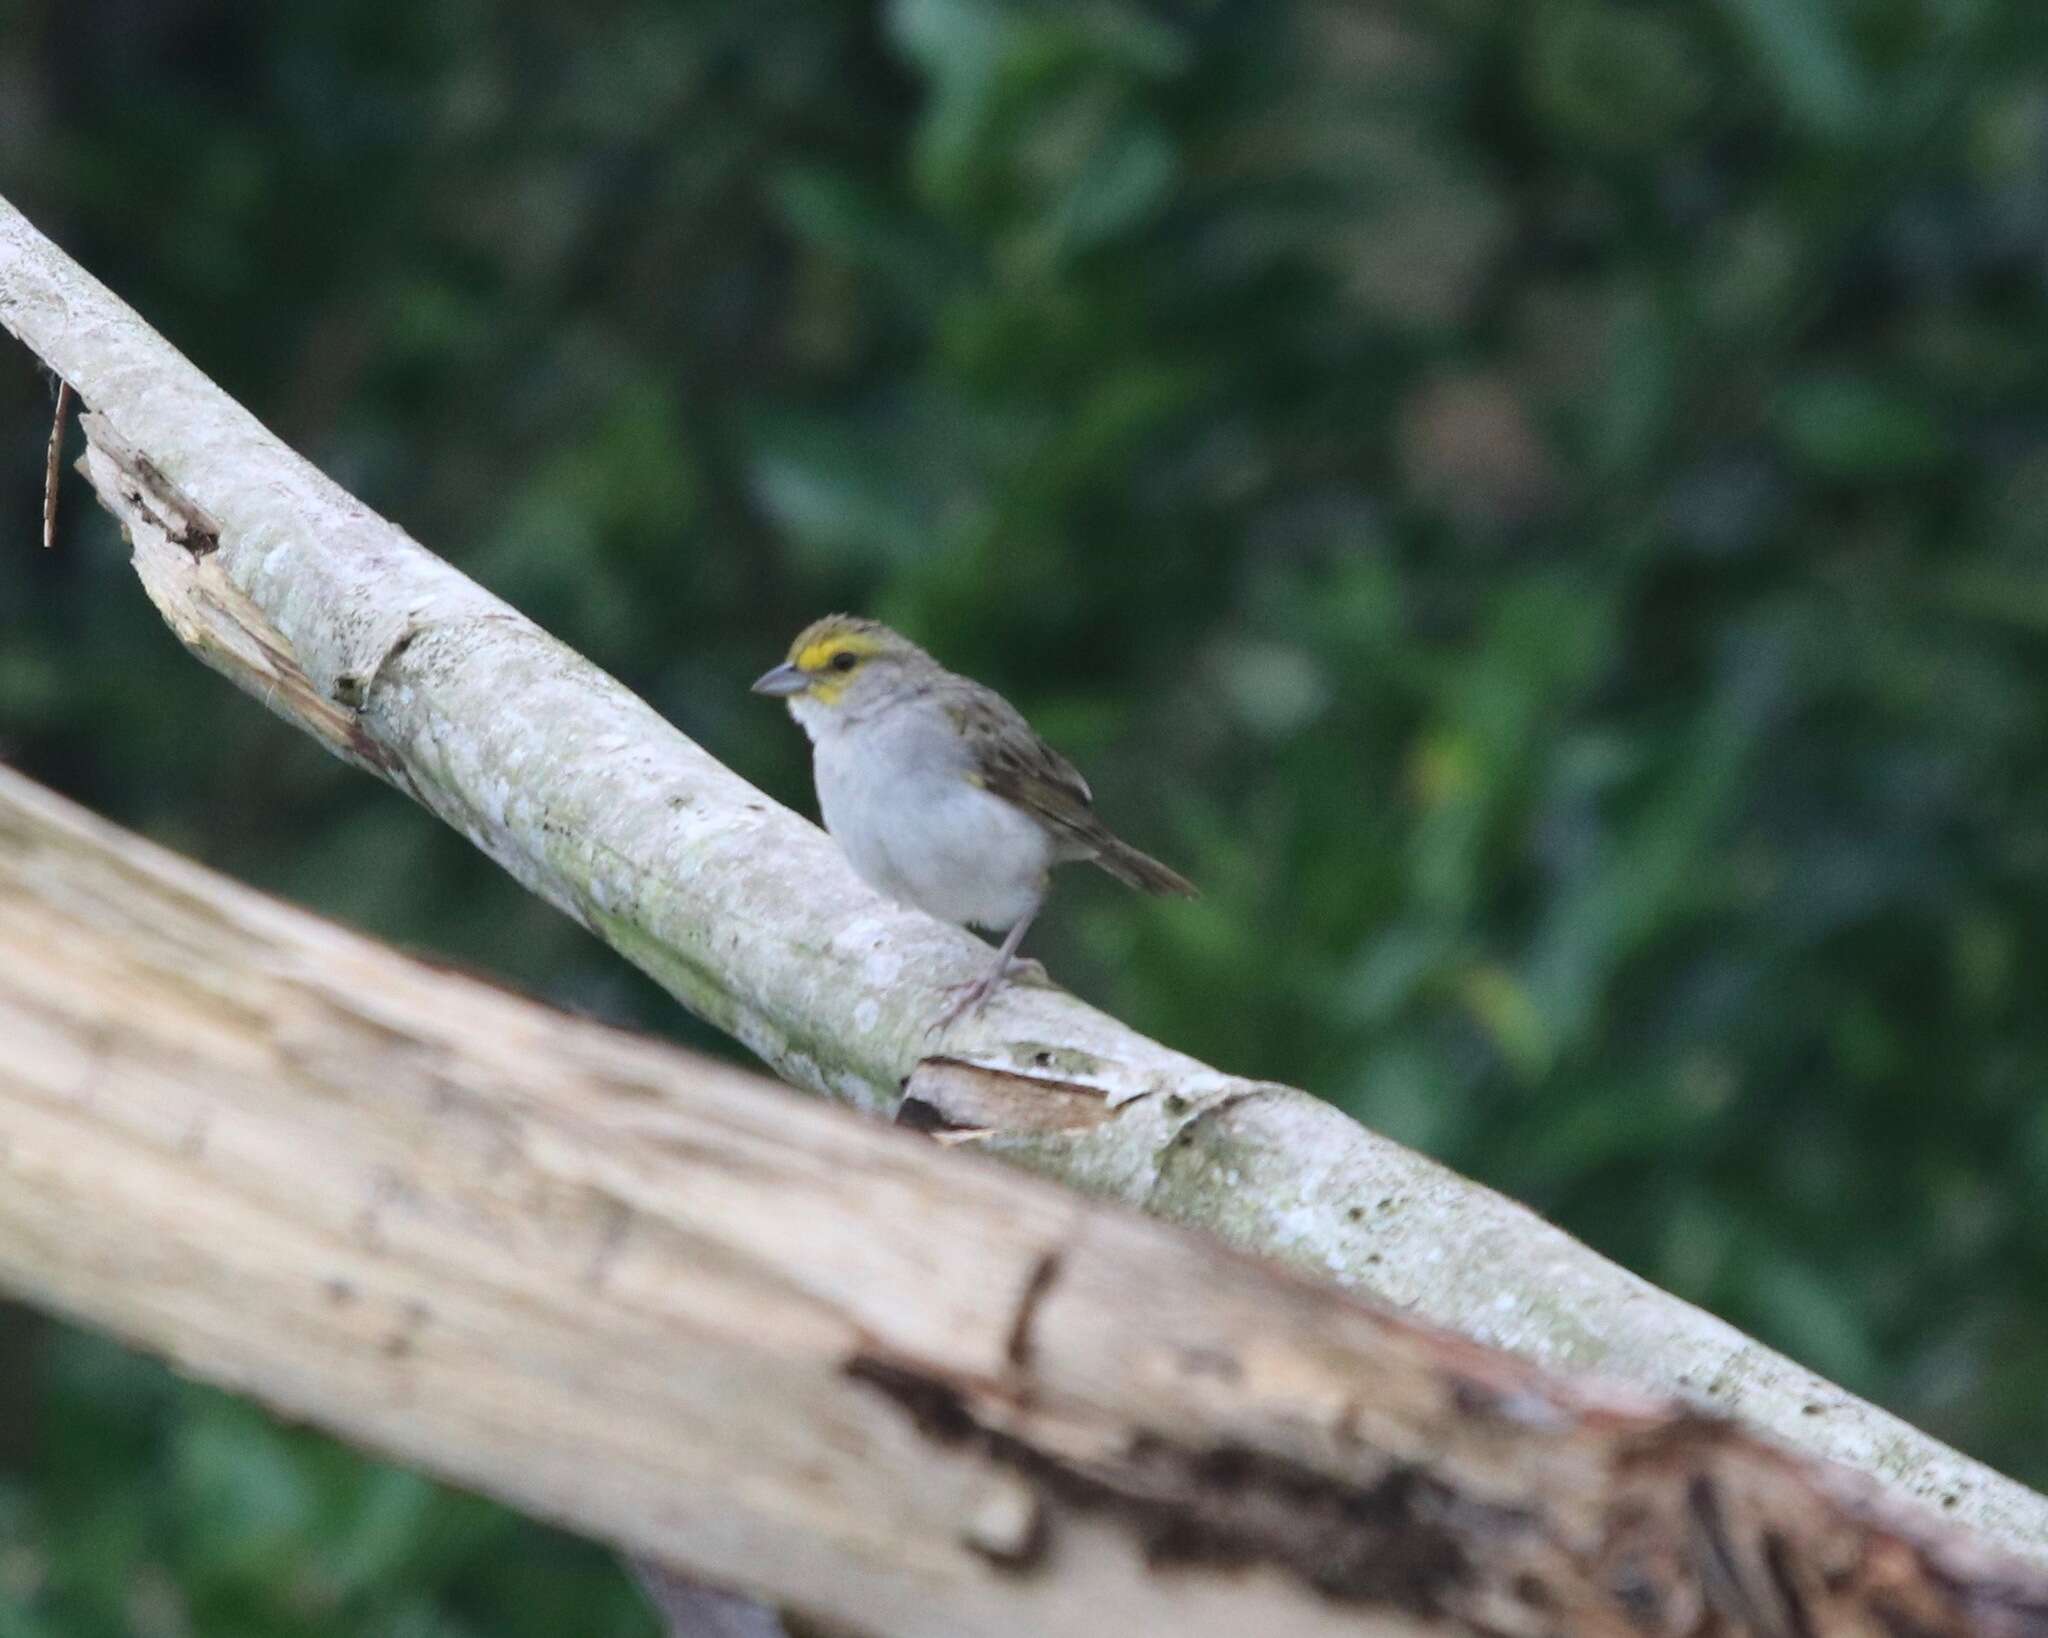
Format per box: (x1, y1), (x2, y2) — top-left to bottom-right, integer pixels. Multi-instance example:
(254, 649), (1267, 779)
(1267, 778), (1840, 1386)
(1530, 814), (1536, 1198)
(3, 767), (2047, 1637)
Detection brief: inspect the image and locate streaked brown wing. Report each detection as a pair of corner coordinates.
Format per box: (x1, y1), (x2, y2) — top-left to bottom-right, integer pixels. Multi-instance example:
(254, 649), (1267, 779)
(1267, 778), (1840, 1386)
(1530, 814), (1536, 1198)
(945, 686), (1102, 844)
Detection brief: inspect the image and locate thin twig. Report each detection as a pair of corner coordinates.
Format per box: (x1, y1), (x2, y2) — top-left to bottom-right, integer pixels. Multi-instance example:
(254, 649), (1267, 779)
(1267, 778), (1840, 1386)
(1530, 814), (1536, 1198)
(42, 379), (72, 550)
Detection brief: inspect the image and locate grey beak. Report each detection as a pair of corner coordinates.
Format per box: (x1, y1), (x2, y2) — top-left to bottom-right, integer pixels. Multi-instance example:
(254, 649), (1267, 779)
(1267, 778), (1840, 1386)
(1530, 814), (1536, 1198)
(751, 662), (808, 698)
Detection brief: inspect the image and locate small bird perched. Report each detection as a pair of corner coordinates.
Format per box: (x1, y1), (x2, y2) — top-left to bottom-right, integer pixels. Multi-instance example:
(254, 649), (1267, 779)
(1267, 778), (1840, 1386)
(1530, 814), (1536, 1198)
(754, 615), (1195, 1028)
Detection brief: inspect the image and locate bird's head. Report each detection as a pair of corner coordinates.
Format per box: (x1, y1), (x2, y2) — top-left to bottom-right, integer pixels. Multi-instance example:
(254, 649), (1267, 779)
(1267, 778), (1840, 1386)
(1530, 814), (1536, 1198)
(752, 615), (931, 730)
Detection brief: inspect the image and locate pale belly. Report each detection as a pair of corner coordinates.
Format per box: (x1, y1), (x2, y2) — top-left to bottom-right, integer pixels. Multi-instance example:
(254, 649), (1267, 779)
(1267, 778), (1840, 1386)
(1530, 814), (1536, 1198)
(813, 732), (1053, 932)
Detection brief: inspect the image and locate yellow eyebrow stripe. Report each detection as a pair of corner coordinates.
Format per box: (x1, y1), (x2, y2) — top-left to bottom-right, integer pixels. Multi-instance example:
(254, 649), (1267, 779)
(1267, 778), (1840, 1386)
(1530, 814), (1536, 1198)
(794, 633), (885, 672)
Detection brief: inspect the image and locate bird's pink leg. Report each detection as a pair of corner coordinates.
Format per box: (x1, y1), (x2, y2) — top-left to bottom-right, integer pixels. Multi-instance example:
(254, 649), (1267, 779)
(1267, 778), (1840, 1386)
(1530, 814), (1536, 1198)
(929, 908), (1040, 1034)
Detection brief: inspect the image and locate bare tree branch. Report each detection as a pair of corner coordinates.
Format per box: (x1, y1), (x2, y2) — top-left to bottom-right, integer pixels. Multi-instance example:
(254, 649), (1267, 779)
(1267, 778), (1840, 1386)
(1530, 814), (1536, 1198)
(2, 188), (2045, 1572)
(3, 764), (2047, 1637)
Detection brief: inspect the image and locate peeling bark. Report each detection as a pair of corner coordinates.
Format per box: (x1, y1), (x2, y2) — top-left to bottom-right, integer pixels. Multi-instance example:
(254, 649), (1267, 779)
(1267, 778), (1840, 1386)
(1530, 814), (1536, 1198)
(3, 189), (2046, 1573)
(3, 766), (2048, 1637)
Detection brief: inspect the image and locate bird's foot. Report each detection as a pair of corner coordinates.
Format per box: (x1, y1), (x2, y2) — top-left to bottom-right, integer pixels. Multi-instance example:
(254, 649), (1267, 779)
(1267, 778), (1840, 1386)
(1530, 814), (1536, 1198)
(927, 969), (1008, 1036)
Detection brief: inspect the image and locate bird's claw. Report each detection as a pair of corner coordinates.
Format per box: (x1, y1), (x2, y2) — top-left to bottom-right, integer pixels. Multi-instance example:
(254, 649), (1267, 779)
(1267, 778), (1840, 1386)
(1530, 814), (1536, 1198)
(927, 971), (1004, 1036)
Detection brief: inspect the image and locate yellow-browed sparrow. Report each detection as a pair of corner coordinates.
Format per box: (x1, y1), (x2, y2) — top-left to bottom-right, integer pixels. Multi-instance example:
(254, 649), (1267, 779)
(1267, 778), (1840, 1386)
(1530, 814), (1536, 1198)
(754, 616), (1195, 1028)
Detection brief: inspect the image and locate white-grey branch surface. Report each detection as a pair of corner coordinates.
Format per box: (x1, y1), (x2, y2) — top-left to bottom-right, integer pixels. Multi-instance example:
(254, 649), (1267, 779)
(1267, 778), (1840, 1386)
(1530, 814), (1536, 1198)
(2, 189), (2043, 1569)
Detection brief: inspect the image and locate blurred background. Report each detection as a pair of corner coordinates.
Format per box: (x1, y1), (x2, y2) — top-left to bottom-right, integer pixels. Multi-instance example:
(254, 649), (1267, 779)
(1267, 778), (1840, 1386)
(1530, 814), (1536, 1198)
(3, 0), (2047, 1631)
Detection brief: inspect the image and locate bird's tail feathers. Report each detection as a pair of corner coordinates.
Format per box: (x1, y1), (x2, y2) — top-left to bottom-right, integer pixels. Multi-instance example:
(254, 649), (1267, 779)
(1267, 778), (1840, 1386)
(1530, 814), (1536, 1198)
(1089, 831), (1197, 898)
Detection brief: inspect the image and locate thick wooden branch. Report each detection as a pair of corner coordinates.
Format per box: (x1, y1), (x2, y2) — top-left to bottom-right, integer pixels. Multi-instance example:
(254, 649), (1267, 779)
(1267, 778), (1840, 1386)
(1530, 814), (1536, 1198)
(3, 190), (2046, 1571)
(3, 765), (2046, 1637)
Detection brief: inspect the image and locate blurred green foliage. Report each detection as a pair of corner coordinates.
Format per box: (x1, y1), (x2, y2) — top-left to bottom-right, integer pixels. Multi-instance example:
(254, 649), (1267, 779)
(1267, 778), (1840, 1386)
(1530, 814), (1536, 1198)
(4, 0), (2048, 1629)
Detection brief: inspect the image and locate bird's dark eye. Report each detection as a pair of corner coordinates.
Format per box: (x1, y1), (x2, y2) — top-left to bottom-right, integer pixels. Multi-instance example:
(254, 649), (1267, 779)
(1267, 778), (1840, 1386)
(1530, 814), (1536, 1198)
(830, 651), (859, 673)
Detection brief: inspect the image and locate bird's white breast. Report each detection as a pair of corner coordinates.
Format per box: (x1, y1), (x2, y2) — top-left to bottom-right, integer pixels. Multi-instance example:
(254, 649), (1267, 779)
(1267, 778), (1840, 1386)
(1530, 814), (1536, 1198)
(804, 698), (1053, 932)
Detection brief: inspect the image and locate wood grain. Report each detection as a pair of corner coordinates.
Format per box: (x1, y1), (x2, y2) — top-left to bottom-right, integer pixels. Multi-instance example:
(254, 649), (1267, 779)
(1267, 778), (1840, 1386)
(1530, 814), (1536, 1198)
(1, 767), (2043, 1636)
